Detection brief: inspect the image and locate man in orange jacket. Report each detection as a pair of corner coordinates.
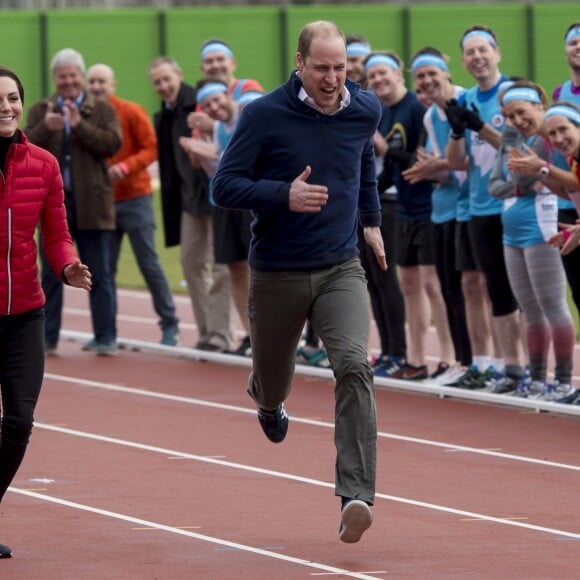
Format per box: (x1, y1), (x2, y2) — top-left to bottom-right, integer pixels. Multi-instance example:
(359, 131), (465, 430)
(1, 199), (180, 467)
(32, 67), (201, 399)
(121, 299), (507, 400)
(87, 63), (179, 346)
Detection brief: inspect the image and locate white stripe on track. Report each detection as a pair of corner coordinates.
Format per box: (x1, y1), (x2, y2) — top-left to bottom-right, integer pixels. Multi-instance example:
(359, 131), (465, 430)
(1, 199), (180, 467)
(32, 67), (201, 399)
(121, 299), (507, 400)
(7, 487), (383, 580)
(32, 422), (580, 540)
(44, 372), (580, 473)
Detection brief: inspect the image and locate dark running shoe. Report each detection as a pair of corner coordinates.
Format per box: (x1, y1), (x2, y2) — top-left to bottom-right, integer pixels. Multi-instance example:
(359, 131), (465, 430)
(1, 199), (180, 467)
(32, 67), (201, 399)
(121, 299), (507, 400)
(374, 355), (406, 377)
(0, 543), (12, 558)
(390, 363), (428, 381)
(449, 365), (484, 389)
(160, 326), (179, 347)
(296, 346), (331, 368)
(339, 500), (373, 543)
(257, 403), (288, 443)
(227, 335), (252, 357)
(430, 361), (450, 380)
(555, 388), (580, 405)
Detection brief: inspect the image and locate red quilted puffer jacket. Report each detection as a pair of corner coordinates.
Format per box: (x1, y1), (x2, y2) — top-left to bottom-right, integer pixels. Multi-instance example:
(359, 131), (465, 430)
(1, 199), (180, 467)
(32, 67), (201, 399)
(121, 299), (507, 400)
(0, 130), (78, 315)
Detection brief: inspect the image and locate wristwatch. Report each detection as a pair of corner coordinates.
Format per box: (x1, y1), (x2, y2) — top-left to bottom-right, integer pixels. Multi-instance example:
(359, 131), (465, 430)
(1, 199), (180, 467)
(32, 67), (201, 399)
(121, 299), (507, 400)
(539, 164), (550, 177)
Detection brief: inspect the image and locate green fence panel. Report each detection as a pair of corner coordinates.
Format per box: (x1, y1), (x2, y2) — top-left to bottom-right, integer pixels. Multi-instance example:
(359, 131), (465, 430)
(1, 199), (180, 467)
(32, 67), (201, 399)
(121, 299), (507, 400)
(409, 4), (529, 91)
(0, 12), (43, 118)
(285, 5), (405, 79)
(2, 4), (575, 124)
(532, 4), (575, 99)
(164, 7), (281, 93)
(44, 9), (160, 116)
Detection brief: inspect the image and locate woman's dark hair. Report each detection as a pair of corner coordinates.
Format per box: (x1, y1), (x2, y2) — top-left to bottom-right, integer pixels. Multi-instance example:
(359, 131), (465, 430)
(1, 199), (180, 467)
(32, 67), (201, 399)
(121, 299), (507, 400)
(0, 67), (24, 104)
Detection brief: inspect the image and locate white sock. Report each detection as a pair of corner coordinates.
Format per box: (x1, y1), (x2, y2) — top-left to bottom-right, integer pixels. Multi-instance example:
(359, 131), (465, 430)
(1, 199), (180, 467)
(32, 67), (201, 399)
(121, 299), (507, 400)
(473, 356), (492, 372)
(492, 358), (505, 373)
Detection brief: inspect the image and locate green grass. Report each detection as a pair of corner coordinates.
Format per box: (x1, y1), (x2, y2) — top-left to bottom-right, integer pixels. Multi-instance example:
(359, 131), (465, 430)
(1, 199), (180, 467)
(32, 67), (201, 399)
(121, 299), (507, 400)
(114, 191), (186, 294)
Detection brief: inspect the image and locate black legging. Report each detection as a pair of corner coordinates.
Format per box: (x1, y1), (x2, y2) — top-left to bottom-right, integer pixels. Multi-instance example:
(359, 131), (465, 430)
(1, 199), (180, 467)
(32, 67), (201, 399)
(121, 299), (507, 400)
(558, 208), (580, 318)
(358, 200), (407, 359)
(0, 308), (45, 501)
(433, 220), (472, 366)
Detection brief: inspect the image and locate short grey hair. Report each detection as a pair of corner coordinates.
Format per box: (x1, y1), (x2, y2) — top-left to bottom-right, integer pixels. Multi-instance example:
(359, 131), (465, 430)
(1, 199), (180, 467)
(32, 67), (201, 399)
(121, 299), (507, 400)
(50, 48), (86, 76)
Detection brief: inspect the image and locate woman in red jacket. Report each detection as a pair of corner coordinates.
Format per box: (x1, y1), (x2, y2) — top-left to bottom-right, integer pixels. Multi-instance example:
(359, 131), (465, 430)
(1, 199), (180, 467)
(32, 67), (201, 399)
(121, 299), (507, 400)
(0, 67), (91, 559)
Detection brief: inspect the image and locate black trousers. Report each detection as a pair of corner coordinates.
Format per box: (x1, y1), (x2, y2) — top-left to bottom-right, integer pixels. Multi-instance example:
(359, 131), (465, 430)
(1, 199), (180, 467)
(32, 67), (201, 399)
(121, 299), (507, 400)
(0, 308), (45, 501)
(359, 200), (407, 359)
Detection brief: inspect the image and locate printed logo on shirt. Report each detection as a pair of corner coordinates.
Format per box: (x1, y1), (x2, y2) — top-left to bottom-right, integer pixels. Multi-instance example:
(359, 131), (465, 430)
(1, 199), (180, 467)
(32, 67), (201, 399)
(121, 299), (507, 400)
(385, 122), (407, 152)
(491, 113), (504, 128)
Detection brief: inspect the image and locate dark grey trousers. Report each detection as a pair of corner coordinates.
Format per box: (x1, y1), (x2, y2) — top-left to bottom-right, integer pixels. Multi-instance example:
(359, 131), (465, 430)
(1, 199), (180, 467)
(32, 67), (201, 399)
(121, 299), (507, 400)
(247, 257), (377, 504)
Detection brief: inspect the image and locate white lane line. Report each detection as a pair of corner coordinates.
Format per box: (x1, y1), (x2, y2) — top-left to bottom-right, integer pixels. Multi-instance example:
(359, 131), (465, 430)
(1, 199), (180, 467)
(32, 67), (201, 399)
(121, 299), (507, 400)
(55, 329), (580, 417)
(311, 573), (387, 578)
(32, 422), (580, 540)
(7, 487), (382, 580)
(63, 308), (198, 330)
(44, 372), (580, 473)
(65, 294), (580, 354)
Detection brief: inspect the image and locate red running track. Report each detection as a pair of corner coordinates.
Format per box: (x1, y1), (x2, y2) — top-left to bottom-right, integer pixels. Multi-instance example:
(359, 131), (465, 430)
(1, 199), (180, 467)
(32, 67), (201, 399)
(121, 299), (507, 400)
(1, 287), (579, 579)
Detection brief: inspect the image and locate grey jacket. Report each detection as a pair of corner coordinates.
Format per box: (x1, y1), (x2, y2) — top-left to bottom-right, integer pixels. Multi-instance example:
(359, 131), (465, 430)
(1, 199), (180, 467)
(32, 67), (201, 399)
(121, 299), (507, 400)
(25, 92), (122, 230)
(489, 125), (549, 199)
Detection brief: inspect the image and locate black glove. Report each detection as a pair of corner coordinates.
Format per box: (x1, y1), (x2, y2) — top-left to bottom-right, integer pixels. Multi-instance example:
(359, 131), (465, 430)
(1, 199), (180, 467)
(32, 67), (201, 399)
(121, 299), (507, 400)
(460, 103), (484, 132)
(444, 99), (467, 139)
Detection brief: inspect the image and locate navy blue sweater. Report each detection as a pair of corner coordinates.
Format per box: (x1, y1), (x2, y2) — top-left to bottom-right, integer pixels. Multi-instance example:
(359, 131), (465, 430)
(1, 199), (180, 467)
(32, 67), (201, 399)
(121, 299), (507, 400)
(212, 72), (382, 271)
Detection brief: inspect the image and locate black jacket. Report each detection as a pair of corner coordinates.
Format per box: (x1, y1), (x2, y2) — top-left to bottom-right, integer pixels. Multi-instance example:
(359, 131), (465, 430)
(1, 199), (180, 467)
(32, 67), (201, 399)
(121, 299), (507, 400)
(153, 82), (210, 247)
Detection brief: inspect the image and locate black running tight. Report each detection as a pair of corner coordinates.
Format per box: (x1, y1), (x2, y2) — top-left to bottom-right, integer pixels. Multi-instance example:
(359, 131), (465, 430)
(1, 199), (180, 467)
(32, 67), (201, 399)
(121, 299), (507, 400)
(0, 308), (45, 501)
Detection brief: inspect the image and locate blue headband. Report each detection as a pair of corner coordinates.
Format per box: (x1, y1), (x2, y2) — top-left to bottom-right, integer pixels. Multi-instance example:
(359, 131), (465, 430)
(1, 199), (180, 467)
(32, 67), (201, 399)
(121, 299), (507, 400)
(461, 30), (497, 48)
(411, 55), (448, 75)
(498, 80), (515, 96)
(545, 105), (580, 126)
(565, 26), (580, 45)
(200, 42), (234, 60)
(237, 91), (262, 107)
(365, 54), (400, 72)
(347, 43), (371, 58)
(501, 87), (541, 105)
(196, 82), (228, 104)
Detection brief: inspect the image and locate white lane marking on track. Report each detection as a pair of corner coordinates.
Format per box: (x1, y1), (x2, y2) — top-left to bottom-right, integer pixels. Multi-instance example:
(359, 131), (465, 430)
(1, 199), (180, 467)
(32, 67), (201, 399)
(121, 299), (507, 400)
(7, 487), (382, 580)
(311, 574), (387, 578)
(32, 422), (580, 540)
(63, 308), (198, 329)
(44, 373), (580, 473)
(67, 290), (580, 354)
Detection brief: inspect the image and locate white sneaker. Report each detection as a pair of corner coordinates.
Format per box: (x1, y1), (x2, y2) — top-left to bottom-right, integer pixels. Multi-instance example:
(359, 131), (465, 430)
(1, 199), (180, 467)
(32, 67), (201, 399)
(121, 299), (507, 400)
(430, 365), (467, 386)
(534, 381), (574, 401)
(339, 500), (373, 543)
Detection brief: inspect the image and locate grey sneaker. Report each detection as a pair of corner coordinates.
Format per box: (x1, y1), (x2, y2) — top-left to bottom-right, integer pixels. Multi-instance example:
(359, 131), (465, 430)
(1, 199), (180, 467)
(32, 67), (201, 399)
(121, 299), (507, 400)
(556, 388), (580, 404)
(96, 341), (118, 357)
(339, 500), (373, 543)
(82, 338), (99, 351)
(535, 381), (574, 402)
(45, 343), (58, 357)
(161, 326), (179, 346)
(512, 378), (545, 398)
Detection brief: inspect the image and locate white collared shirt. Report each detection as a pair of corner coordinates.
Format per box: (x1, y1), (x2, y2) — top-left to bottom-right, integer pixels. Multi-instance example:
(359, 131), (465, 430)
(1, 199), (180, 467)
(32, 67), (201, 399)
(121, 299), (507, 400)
(298, 84), (351, 115)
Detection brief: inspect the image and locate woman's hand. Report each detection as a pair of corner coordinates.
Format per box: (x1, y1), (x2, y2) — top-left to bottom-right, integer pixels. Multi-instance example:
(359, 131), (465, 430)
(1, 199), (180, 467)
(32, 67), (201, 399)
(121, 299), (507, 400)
(64, 261), (92, 290)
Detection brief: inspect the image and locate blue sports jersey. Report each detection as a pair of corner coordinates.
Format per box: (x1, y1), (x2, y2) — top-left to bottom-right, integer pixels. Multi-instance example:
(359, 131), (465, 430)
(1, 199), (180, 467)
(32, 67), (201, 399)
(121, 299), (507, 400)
(501, 191), (558, 248)
(553, 81), (579, 211)
(557, 80), (580, 104)
(501, 140), (569, 248)
(460, 78), (507, 217)
(423, 89), (469, 224)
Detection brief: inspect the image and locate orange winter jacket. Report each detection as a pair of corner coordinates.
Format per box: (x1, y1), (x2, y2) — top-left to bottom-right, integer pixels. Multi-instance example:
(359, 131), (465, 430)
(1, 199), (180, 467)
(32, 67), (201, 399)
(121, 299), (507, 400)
(108, 94), (158, 202)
